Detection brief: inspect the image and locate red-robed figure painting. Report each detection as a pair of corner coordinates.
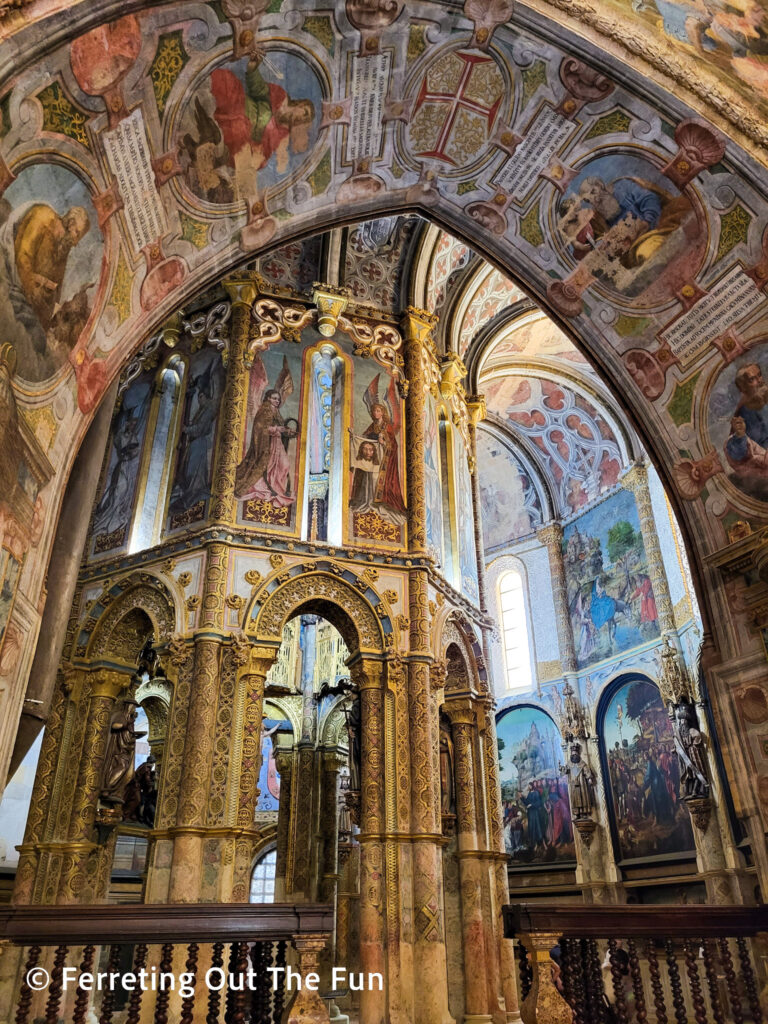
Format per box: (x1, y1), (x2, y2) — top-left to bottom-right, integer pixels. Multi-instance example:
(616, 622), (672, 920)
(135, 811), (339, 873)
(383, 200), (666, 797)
(349, 373), (406, 525)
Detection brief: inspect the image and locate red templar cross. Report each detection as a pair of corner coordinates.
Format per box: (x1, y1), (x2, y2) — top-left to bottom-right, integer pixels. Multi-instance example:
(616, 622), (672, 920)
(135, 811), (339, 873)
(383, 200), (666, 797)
(409, 50), (503, 167)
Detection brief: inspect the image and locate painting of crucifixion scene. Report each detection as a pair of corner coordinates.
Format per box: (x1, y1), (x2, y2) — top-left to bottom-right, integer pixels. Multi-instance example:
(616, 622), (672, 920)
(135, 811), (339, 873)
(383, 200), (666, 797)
(497, 706), (575, 866)
(602, 678), (695, 862)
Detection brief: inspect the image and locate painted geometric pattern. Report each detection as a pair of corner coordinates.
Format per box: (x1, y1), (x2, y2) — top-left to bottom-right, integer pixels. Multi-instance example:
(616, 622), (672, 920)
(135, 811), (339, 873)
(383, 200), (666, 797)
(458, 269), (525, 357)
(409, 51), (504, 167)
(484, 375), (623, 515)
(426, 232), (471, 313)
(344, 217), (416, 309)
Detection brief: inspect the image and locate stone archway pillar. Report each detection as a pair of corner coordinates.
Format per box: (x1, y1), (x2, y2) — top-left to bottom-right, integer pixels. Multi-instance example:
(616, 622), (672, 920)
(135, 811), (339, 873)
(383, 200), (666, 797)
(352, 657), (389, 1024)
(447, 703), (493, 1023)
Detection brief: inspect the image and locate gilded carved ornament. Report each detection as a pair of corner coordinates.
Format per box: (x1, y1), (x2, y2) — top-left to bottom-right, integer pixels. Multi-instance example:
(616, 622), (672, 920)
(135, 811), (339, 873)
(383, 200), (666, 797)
(244, 569), (262, 586)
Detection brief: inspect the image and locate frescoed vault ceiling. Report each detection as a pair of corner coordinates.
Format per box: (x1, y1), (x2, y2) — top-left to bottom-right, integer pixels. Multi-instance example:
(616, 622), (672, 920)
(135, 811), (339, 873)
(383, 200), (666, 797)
(3, 0), (768, 746)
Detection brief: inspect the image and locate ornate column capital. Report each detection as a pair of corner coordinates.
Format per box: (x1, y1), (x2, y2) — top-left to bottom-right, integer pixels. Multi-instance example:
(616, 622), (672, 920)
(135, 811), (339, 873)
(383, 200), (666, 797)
(89, 668), (130, 700)
(223, 277), (259, 309)
(402, 305), (439, 345)
(466, 394), (486, 427)
(351, 658), (385, 690)
(536, 521), (563, 547)
(444, 701), (476, 727)
(312, 283), (349, 337)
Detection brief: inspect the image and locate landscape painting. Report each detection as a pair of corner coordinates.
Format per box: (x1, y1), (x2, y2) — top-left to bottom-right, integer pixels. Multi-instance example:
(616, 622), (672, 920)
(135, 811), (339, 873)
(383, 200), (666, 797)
(563, 488), (660, 669)
(497, 705), (575, 866)
(602, 678), (695, 862)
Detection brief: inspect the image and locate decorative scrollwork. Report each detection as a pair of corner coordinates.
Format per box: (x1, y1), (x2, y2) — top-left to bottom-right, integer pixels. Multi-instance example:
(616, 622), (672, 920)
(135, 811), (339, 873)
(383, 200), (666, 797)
(118, 331), (164, 396)
(338, 315), (408, 397)
(249, 297), (314, 352)
(181, 301), (231, 353)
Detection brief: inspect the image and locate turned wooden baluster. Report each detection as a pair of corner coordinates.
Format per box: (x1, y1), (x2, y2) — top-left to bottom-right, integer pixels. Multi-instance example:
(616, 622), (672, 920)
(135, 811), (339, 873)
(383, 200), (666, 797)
(44, 943), (68, 1024)
(228, 940), (250, 1024)
(587, 938), (608, 1024)
(179, 941), (199, 1024)
(224, 941), (238, 1022)
(683, 940), (707, 1024)
(560, 937), (585, 1024)
(517, 942), (533, 1002)
(73, 943), (97, 1024)
(271, 939), (287, 1024)
(582, 938), (600, 1024)
(250, 941), (268, 1023)
(263, 940), (274, 1021)
(627, 938), (649, 1024)
(646, 940), (668, 1024)
(718, 936), (744, 1024)
(736, 936), (764, 1024)
(701, 939), (726, 1024)
(125, 942), (147, 1024)
(665, 939), (688, 1024)
(607, 938), (630, 1024)
(98, 944), (121, 1024)
(15, 944), (41, 1024)
(206, 941), (225, 1024)
(153, 942), (174, 1024)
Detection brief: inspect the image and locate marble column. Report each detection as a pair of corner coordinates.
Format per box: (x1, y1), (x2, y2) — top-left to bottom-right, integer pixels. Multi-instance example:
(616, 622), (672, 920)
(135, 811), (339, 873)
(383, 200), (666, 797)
(621, 460), (675, 634)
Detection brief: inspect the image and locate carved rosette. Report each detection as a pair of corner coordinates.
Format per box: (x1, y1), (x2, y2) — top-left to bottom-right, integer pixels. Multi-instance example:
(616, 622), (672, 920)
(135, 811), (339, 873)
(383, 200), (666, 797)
(621, 461), (675, 633)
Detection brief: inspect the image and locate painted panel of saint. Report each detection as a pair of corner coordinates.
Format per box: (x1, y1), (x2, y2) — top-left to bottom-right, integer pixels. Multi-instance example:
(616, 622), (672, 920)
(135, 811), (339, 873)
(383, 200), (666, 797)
(477, 429), (542, 548)
(91, 376), (151, 554)
(177, 49), (323, 205)
(556, 153), (706, 307)
(256, 720), (282, 813)
(497, 705), (575, 865)
(424, 396), (444, 565)
(348, 371), (406, 545)
(0, 550), (21, 648)
(0, 164), (103, 382)
(707, 345), (768, 504)
(237, 346), (301, 530)
(563, 489), (660, 669)
(601, 678), (695, 862)
(167, 348), (224, 529)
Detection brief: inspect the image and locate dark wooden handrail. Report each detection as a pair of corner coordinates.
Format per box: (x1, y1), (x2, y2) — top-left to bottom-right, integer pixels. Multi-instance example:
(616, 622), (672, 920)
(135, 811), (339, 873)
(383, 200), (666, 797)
(0, 902), (334, 945)
(504, 902), (768, 940)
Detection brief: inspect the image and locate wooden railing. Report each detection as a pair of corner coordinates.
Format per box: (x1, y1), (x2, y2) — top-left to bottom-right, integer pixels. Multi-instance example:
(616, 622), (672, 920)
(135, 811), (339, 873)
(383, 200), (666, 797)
(504, 903), (768, 1024)
(0, 902), (334, 1024)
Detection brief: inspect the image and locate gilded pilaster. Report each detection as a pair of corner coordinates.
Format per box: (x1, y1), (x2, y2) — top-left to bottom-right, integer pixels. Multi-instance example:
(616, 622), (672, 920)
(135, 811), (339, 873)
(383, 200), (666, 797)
(621, 460), (675, 633)
(58, 668), (127, 904)
(212, 278), (259, 525)
(234, 644), (275, 828)
(402, 306), (438, 556)
(319, 749), (344, 903)
(537, 522), (576, 676)
(274, 742), (294, 902)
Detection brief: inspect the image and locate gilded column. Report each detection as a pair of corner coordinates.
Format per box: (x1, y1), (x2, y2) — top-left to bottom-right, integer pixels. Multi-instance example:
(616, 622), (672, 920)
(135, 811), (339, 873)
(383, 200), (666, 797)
(14, 675), (71, 903)
(403, 307), (452, 1024)
(319, 749), (343, 903)
(274, 742), (294, 902)
(211, 278), (259, 524)
(536, 522), (577, 676)
(354, 658), (388, 1024)
(448, 705), (492, 1023)
(58, 668), (127, 904)
(621, 460), (675, 634)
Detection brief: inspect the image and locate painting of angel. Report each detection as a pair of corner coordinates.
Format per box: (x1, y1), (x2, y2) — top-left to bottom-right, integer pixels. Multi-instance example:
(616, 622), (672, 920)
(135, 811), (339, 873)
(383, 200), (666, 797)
(349, 372), (406, 534)
(236, 353), (298, 508)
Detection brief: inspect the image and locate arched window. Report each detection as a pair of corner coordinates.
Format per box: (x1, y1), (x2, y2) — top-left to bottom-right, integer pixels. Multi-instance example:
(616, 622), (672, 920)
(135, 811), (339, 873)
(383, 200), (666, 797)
(129, 356), (186, 553)
(498, 570), (533, 692)
(249, 847), (277, 904)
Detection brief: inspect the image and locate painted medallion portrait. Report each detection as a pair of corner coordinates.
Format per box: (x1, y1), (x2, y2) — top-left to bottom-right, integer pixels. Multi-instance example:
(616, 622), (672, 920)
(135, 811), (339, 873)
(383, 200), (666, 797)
(707, 344), (768, 503)
(497, 706), (575, 865)
(556, 153), (706, 307)
(601, 678), (695, 862)
(178, 49), (323, 205)
(0, 165), (103, 382)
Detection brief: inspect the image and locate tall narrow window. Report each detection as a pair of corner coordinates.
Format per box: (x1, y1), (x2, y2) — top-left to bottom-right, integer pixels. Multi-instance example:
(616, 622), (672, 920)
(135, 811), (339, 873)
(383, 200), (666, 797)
(439, 414), (456, 585)
(249, 848), (277, 903)
(303, 346), (344, 545)
(498, 570), (533, 691)
(129, 357), (185, 553)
